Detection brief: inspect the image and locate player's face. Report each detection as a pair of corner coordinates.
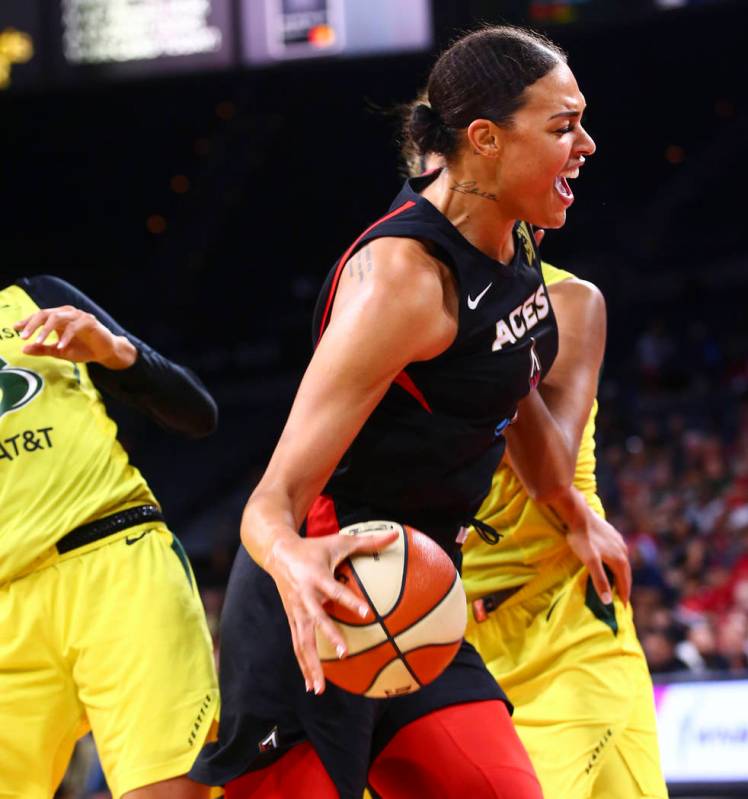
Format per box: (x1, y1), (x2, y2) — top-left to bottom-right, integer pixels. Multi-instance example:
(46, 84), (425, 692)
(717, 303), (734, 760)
(494, 62), (595, 229)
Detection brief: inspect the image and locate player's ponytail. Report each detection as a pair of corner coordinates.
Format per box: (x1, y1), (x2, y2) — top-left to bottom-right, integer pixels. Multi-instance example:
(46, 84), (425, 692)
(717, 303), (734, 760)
(406, 102), (455, 158)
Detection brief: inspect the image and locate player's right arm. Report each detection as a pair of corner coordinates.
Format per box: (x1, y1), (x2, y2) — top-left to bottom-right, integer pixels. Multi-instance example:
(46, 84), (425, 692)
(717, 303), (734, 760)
(243, 238), (457, 695)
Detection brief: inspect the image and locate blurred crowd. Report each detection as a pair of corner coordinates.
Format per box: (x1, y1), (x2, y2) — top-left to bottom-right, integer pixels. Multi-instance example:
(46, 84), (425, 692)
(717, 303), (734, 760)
(598, 318), (748, 677)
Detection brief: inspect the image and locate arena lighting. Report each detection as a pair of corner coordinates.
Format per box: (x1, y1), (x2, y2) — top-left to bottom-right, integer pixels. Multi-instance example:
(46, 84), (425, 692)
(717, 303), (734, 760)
(528, 0), (584, 24)
(665, 145), (686, 164)
(215, 101), (236, 120)
(0, 27), (33, 89)
(146, 214), (167, 234)
(170, 176), (190, 194)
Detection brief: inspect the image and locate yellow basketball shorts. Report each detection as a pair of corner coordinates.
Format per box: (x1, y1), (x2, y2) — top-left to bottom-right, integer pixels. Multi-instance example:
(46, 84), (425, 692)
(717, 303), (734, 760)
(466, 560), (668, 799)
(0, 524), (220, 799)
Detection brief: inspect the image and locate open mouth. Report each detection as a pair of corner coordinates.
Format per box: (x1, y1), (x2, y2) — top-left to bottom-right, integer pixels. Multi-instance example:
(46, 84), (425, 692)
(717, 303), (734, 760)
(554, 175), (574, 207)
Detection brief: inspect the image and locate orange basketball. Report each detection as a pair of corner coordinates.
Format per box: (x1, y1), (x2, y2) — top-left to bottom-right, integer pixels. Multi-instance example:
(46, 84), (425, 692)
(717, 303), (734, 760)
(316, 520), (466, 698)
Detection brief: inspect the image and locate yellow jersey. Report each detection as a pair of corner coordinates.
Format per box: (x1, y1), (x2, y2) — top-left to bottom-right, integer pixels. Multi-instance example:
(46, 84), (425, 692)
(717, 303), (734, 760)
(461, 263), (604, 602)
(0, 284), (156, 584)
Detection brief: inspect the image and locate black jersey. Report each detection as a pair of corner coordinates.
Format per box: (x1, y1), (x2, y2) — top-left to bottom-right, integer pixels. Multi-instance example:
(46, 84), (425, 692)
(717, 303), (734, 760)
(308, 172), (559, 553)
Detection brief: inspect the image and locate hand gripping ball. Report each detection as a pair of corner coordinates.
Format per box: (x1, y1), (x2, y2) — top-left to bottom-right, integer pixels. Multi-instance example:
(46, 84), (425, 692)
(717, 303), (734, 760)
(316, 520), (467, 698)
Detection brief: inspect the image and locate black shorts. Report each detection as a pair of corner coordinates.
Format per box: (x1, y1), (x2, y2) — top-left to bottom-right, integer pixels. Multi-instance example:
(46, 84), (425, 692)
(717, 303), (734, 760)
(190, 547), (509, 799)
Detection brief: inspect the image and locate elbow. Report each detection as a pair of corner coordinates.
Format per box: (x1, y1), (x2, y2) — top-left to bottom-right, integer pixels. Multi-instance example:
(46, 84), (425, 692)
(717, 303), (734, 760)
(526, 479), (568, 505)
(198, 397), (219, 437)
(523, 462), (576, 504)
(240, 493), (257, 552)
(183, 397), (219, 439)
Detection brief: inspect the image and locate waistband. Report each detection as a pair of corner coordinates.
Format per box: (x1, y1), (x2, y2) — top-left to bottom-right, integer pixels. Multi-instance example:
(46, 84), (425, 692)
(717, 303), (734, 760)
(470, 549), (584, 622)
(56, 505), (165, 554)
(471, 585), (523, 622)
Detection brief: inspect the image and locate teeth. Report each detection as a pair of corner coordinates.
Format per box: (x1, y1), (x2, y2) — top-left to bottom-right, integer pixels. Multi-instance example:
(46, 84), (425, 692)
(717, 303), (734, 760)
(554, 176), (573, 200)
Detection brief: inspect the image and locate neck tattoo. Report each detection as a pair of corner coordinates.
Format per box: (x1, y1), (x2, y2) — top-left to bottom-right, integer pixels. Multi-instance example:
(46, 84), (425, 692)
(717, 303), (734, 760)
(450, 180), (497, 202)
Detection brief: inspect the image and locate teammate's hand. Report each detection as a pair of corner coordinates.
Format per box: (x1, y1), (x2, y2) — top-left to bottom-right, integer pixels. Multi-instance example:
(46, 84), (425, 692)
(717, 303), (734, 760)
(566, 508), (631, 607)
(265, 529), (399, 695)
(14, 306), (137, 369)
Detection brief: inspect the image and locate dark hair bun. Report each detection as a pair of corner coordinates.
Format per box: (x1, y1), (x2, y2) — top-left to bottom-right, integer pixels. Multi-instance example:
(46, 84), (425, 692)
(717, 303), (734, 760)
(408, 103), (454, 156)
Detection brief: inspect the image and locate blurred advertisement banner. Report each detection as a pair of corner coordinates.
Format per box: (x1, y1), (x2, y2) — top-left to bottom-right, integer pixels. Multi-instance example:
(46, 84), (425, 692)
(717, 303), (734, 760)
(53, 0), (234, 82)
(655, 679), (748, 785)
(241, 0), (432, 64)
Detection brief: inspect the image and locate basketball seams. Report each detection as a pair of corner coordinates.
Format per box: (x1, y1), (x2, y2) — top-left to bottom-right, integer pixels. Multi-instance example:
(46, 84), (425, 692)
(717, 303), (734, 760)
(387, 573), (463, 642)
(363, 656), (418, 697)
(347, 528), (424, 689)
(381, 528), (455, 634)
(402, 640), (462, 686)
(318, 637), (392, 663)
(384, 523), (409, 619)
(321, 640), (400, 695)
(326, 525), (405, 627)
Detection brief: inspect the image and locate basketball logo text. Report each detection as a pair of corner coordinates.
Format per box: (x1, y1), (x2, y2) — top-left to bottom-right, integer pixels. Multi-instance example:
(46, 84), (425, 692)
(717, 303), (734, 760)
(491, 286), (549, 352)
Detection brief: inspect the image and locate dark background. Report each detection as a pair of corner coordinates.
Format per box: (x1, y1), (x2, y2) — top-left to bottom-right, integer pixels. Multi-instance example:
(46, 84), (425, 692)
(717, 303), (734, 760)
(1, 0), (746, 557)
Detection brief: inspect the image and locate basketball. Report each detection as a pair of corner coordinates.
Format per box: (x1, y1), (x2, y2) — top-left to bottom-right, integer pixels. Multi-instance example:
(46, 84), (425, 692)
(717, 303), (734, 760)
(316, 520), (467, 698)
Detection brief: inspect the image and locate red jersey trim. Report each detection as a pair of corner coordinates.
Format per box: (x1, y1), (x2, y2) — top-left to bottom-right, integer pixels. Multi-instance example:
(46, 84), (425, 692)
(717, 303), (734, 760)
(317, 200), (416, 340)
(393, 370), (432, 414)
(306, 494), (340, 538)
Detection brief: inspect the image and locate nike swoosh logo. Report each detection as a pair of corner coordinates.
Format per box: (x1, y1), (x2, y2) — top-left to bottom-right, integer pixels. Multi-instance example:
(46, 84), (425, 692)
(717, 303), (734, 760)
(467, 282), (493, 310)
(125, 531), (147, 546)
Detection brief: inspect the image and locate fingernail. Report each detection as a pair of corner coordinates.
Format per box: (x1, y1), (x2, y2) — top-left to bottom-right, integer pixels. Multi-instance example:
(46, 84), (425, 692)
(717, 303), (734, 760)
(602, 592), (612, 604)
(305, 679), (311, 692)
(336, 644), (346, 659)
(20, 330), (28, 339)
(314, 681), (323, 695)
(359, 605), (368, 618)
(56, 342), (64, 349)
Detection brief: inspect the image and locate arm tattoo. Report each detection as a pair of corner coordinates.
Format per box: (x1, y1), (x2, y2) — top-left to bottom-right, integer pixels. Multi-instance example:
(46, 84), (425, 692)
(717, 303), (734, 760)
(347, 247), (374, 283)
(450, 180), (497, 202)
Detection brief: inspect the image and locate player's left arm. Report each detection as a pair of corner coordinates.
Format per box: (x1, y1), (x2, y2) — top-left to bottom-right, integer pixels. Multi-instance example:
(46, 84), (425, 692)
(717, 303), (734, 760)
(14, 275), (217, 438)
(505, 277), (605, 494)
(505, 277), (631, 604)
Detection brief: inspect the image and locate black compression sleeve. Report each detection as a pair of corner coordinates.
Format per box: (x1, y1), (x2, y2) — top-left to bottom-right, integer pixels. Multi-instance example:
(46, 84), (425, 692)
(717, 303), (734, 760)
(17, 275), (218, 438)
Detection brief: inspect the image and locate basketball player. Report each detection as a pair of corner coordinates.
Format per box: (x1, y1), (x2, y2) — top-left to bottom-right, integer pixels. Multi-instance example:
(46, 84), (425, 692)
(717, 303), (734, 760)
(404, 152), (667, 799)
(192, 26), (596, 799)
(0, 275), (220, 799)
(404, 146), (667, 793)
(461, 261), (668, 797)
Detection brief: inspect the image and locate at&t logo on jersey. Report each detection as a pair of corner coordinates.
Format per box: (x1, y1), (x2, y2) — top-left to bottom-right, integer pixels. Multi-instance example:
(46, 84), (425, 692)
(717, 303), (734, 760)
(491, 285), (550, 352)
(0, 357), (43, 418)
